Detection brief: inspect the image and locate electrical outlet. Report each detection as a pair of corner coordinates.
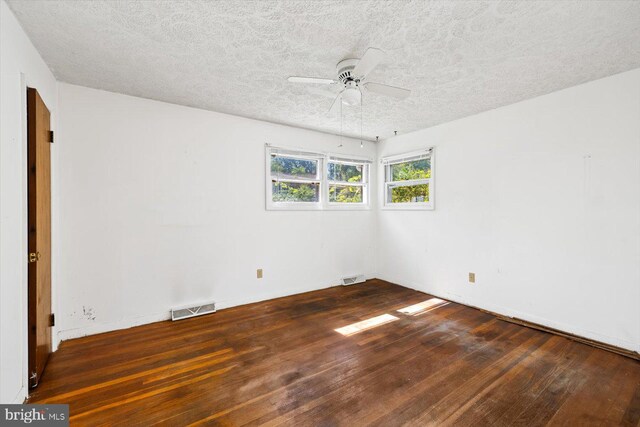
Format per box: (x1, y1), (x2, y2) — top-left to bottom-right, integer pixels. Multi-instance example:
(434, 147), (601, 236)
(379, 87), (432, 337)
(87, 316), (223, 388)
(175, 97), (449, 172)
(257, 269), (263, 279)
(468, 272), (475, 283)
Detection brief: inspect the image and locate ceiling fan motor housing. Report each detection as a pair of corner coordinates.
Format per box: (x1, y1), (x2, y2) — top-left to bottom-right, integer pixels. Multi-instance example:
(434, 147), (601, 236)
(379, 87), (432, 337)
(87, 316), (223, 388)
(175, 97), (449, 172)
(336, 58), (360, 84)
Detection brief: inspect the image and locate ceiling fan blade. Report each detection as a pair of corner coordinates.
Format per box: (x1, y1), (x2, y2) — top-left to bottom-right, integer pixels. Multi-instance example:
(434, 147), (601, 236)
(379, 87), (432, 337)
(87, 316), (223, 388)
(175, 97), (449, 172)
(352, 48), (386, 79)
(329, 92), (343, 114)
(363, 82), (411, 99)
(287, 76), (336, 84)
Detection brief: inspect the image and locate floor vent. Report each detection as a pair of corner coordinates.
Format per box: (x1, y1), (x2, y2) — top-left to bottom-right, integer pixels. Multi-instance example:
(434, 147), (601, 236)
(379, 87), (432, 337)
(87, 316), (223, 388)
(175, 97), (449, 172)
(171, 302), (216, 321)
(341, 275), (365, 286)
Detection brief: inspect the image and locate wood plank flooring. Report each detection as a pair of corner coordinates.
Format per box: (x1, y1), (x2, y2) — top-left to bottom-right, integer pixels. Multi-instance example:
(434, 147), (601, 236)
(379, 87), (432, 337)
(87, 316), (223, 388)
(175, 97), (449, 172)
(29, 280), (640, 426)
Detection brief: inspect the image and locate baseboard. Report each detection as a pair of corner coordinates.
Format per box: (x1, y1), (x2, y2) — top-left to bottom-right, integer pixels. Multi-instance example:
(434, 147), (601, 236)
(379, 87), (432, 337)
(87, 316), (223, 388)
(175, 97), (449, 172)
(213, 282), (338, 311)
(57, 312), (171, 341)
(379, 278), (640, 360)
(55, 279), (349, 342)
(486, 311), (640, 360)
(56, 276), (637, 361)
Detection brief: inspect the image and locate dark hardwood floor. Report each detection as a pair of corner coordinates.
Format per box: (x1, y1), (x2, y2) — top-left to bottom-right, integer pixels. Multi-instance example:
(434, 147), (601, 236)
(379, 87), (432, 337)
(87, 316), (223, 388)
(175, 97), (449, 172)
(29, 280), (640, 426)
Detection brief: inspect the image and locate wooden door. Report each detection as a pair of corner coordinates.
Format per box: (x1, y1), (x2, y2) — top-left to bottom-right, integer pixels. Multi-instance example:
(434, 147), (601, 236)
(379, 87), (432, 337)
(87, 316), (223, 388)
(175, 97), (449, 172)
(27, 87), (52, 388)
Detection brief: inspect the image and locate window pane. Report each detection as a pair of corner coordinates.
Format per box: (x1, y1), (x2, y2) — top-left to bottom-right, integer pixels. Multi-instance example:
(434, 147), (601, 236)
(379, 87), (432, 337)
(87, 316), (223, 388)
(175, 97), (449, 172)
(272, 181), (319, 203)
(271, 156), (318, 180)
(390, 158), (430, 181)
(329, 185), (363, 203)
(389, 183), (429, 203)
(328, 162), (363, 183)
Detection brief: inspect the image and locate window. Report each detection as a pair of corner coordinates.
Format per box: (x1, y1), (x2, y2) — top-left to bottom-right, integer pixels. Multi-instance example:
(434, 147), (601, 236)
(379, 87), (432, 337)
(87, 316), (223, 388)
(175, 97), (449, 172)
(327, 156), (369, 206)
(266, 146), (371, 210)
(267, 148), (323, 209)
(382, 148), (434, 209)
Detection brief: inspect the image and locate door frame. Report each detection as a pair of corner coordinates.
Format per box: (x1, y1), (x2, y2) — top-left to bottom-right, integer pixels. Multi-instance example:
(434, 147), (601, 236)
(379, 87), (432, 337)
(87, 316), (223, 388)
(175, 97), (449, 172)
(21, 74), (30, 399)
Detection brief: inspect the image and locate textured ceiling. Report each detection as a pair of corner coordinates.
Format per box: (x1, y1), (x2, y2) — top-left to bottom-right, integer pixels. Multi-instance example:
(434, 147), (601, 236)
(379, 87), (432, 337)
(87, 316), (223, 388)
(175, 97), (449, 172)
(7, 0), (640, 140)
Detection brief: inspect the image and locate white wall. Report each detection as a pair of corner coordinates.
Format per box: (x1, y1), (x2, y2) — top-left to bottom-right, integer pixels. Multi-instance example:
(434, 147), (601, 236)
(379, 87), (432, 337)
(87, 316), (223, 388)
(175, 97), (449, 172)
(377, 69), (640, 352)
(0, 0), (58, 404)
(56, 83), (377, 340)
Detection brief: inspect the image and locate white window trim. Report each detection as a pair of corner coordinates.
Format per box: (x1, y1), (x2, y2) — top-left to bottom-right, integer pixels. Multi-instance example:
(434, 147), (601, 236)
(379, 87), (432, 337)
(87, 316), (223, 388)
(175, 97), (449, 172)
(382, 147), (435, 210)
(266, 145), (372, 211)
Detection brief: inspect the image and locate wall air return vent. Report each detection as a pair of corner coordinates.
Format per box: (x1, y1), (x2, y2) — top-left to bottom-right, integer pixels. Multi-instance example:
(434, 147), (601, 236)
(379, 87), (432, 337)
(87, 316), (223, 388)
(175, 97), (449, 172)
(171, 301), (216, 321)
(341, 275), (365, 286)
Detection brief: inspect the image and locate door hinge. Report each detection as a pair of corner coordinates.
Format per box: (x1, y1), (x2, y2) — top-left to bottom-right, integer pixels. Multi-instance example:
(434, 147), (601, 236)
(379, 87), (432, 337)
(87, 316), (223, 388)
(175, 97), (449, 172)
(28, 252), (40, 263)
(49, 313), (55, 327)
(49, 130), (54, 143)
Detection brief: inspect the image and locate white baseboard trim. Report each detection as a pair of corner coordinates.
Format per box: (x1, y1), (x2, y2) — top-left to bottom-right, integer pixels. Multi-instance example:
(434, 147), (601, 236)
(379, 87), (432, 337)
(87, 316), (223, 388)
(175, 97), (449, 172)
(214, 282), (337, 311)
(55, 277), (369, 343)
(58, 312), (171, 341)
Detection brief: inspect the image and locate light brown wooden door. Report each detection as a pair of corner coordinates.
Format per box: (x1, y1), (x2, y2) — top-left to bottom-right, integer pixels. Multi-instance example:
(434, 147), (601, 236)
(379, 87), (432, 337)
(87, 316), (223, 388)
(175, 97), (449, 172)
(27, 87), (52, 388)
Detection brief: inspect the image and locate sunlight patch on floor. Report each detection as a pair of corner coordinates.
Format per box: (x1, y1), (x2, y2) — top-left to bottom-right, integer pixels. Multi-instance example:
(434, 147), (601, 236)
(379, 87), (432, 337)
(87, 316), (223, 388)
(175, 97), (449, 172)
(335, 314), (399, 336)
(397, 298), (449, 316)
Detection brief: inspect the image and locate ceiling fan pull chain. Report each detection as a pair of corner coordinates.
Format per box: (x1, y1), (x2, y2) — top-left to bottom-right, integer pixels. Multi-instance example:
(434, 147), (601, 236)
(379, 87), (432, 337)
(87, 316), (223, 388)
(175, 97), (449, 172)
(340, 99), (343, 147)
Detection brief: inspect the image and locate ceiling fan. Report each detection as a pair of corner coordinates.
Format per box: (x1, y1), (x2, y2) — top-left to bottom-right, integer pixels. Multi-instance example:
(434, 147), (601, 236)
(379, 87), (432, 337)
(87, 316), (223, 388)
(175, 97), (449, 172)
(287, 48), (411, 113)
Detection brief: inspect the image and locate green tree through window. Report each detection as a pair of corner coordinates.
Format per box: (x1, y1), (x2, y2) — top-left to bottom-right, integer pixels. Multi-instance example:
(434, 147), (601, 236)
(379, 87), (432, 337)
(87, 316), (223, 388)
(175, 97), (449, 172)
(267, 148), (372, 208)
(328, 161), (365, 203)
(387, 157), (431, 204)
(272, 182), (319, 202)
(271, 155), (320, 202)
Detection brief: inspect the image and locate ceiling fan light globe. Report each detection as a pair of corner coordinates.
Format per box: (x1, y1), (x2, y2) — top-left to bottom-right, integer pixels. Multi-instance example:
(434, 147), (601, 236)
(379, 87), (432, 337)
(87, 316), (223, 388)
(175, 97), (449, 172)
(342, 88), (361, 106)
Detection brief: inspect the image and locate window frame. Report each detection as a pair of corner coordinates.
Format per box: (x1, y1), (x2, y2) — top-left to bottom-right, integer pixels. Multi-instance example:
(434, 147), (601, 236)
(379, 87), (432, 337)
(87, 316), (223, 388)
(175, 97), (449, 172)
(266, 148), (324, 211)
(265, 145), (372, 211)
(382, 148), (435, 210)
(325, 156), (370, 210)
